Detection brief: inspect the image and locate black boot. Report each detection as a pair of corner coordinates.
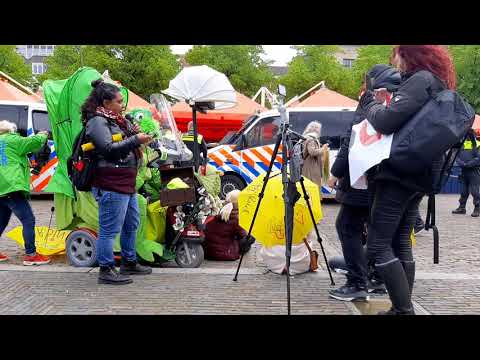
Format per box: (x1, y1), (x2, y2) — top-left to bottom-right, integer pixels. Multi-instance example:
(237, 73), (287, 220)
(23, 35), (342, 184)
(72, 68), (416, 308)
(120, 260), (152, 275)
(472, 206), (480, 218)
(98, 266), (133, 285)
(452, 206), (466, 214)
(376, 259), (415, 315)
(367, 263), (387, 294)
(401, 260), (415, 296)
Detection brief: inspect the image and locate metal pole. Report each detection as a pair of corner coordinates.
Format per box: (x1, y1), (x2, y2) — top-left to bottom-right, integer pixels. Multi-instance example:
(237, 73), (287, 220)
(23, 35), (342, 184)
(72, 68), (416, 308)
(192, 107), (200, 172)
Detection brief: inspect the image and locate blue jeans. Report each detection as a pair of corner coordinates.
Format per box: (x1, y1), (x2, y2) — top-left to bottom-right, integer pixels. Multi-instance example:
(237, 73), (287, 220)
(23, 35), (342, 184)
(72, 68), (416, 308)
(0, 192), (36, 256)
(92, 187), (140, 267)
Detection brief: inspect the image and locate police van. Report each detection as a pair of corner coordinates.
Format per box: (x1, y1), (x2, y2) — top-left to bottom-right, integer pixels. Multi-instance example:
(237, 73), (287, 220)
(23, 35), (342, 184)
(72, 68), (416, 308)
(0, 100), (57, 193)
(207, 107), (357, 199)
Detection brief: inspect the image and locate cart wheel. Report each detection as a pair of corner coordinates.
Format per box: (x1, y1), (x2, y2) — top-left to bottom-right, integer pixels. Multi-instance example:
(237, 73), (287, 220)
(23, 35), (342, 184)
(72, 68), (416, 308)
(66, 229), (98, 267)
(175, 242), (204, 268)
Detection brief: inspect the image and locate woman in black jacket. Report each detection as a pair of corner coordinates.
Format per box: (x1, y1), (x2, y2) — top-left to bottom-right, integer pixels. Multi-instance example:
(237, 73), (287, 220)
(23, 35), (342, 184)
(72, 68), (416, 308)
(359, 45), (457, 314)
(82, 80), (153, 285)
(328, 65), (400, 302)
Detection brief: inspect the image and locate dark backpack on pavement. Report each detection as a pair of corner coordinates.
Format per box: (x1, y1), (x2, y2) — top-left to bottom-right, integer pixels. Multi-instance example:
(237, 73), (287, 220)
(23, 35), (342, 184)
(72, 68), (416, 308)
(67, 126), (96, 193)
(387, 72), (475, 263)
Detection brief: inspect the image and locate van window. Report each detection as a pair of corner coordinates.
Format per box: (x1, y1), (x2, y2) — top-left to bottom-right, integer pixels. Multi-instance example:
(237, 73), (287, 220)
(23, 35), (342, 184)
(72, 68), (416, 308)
(289, 111), (354, 149)
(244, 116), (281, 148)
(32, 111), (51, 132)
(0, 105), (28, 136)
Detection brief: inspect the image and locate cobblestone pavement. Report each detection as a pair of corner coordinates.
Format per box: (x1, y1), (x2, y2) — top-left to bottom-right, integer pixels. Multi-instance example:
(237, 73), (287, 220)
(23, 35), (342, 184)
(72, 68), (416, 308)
(0, 194), (479, 314)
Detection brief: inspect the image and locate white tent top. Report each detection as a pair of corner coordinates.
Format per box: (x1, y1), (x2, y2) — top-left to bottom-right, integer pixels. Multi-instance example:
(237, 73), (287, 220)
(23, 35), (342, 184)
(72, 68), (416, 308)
(163, 65), (237, 110)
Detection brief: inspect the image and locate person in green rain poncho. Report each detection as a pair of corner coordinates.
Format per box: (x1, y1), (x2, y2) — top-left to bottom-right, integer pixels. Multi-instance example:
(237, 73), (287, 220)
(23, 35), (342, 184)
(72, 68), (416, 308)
(0, 121), (51, 266)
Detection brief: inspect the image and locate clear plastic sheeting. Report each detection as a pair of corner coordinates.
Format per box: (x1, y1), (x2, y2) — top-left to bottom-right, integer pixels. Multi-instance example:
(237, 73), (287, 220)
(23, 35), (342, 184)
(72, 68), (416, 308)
(163, 65), (237, 110)
(148, 93), (192, 165)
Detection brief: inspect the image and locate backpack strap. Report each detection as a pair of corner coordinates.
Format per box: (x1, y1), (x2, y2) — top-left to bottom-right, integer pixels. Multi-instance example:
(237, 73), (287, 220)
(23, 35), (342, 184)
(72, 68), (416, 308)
(424, 193), (439, 264)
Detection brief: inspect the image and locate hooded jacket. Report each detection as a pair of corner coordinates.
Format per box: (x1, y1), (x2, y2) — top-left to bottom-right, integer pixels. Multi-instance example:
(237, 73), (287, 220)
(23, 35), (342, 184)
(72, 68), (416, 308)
(0, 132), (47, 197)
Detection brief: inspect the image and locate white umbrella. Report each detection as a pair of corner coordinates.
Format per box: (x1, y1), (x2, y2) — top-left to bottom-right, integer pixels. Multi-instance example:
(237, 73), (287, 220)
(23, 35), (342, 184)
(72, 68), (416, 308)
(163, 65), (237, 171)
(163, 65), (237, 110)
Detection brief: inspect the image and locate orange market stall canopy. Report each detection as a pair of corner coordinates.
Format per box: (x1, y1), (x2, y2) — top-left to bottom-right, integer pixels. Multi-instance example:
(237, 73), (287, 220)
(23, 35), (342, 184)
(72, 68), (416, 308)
(0, 72), (41, 102)
(291, 86), (358, 108)
(171, 91), (267, 143)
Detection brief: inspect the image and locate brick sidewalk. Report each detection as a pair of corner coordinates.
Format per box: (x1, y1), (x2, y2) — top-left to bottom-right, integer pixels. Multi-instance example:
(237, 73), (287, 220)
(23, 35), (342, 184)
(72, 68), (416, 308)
(0, 194), (479, 314)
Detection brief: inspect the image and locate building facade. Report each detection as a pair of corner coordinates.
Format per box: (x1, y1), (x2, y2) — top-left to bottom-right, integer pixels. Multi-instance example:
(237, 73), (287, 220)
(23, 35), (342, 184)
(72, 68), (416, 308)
(335, 45), (361, 68)
(16, 45), (56, 75)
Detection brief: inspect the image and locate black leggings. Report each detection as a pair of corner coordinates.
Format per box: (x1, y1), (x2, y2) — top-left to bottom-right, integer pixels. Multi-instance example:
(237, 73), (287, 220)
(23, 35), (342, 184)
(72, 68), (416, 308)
(367, 181), (423, 265)
(335, 204), (369, 287)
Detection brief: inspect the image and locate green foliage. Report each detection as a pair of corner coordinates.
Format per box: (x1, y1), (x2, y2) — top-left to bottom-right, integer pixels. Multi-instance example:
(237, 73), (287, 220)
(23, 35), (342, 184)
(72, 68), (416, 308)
(185, 45), (275, 97)
(40, 45), (180, 99)
(280, 45), (354, 99)
(0, 45), (32, 85)
(350, 45), (394, 87)
(449, 45), (480, 112)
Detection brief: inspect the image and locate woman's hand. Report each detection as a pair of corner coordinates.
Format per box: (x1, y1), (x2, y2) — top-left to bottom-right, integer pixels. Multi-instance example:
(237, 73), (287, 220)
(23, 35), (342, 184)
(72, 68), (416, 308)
(132, 124), (141, 134)
(137, 133), (153, 145)
(327, 176), (338, 188)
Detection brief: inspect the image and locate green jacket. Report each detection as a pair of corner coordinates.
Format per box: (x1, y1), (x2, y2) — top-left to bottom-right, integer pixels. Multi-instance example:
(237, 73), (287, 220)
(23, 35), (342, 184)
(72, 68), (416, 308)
(0, 132), (48, 196)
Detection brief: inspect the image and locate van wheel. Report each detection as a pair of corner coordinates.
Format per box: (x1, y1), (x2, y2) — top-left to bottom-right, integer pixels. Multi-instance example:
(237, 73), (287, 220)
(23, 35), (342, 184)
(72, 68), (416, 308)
(221, 174), (245, 199)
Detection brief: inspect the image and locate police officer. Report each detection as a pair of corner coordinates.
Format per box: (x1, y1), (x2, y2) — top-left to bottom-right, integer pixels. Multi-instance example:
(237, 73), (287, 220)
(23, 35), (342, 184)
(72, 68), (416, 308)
(452, 129), (480, 217)
(182, 121), (208, 167)
(0, 120), (51, 265)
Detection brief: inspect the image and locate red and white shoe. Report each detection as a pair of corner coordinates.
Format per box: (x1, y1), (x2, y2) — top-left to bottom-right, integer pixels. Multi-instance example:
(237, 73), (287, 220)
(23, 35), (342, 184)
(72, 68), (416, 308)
(23, 253), (51, 266)
(0, 253), (8, 262)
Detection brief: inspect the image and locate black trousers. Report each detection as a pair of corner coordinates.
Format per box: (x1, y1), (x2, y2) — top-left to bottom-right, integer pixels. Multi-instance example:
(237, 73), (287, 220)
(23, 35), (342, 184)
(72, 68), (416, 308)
(335, 204), (369, 287)
(459, 171), (480, 207)
(367, 181), (423, 265)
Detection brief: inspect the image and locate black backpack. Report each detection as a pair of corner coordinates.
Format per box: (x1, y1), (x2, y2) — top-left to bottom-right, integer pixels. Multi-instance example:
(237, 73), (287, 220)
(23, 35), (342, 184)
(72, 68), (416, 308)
(387, 73), (475, 263)
(67, 127), (96, 193)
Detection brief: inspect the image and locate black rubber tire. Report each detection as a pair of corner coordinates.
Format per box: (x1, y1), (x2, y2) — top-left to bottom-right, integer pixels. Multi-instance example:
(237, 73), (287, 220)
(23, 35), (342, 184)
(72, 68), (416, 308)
(220, 174), (245, 199)
(66, 229), (98, 267)
(175, 242), (204, 268)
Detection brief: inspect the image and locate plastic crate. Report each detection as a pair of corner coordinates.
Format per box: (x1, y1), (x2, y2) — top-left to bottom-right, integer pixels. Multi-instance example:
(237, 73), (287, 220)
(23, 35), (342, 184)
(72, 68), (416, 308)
(158, 167), (196, 207)
(440, 166), (462, 194)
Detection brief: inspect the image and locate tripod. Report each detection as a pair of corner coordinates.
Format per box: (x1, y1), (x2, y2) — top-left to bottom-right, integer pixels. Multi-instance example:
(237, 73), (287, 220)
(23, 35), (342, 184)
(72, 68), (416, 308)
(232, 100), (335, 315)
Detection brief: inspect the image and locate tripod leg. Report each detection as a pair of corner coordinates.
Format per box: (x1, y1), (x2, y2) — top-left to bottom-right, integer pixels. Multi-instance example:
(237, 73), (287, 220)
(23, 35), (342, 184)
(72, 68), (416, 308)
(233, 134), (283, 281)
(299, 177), (335, 286)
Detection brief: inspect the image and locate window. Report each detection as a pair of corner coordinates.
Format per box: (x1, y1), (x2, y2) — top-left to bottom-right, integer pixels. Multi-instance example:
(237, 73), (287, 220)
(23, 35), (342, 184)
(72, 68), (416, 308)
(32, 63), (46, 75)
(245, 116), (281, 148)
(342, 58), (354, 68)
(0, 105), (28, 136)
(289, 111), (353, 150)
(32, 111), (51, 132)
(46, 45), (54, 55)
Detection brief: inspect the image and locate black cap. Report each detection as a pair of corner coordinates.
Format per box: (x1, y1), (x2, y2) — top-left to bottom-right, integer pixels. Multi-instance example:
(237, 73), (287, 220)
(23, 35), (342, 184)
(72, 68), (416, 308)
(366, 64), (402, 92)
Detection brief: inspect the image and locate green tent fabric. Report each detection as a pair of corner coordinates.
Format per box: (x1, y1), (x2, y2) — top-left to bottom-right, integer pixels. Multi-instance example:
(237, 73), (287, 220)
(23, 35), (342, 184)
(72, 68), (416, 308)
(43, 67), (166, 262)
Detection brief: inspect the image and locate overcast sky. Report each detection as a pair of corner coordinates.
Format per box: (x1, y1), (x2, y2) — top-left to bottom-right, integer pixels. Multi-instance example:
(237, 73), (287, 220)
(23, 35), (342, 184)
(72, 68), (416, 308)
(170, 45), (297, 66)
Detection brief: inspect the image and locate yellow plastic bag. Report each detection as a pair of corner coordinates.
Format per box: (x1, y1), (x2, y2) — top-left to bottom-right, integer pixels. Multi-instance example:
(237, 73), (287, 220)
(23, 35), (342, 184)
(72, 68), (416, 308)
(6, 226), (71, 256)
(145, 201), (167, 244)
(410, 230), (416, 247)
(167, 178), (189, 190)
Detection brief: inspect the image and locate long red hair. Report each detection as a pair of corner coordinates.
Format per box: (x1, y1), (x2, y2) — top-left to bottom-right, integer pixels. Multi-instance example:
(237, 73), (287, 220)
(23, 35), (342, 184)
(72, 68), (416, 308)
(392, 45), (456, 90)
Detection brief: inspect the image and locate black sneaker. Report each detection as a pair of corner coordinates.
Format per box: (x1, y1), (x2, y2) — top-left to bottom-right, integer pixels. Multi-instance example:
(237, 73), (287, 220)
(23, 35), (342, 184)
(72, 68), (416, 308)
(472, 207), (480, 218)
(120, 261), (152, 275)
(329, 283), (369, 302)
(452, 207), (466, 214)
(368, 278), (387, 294)
(98, 266), (133, 285)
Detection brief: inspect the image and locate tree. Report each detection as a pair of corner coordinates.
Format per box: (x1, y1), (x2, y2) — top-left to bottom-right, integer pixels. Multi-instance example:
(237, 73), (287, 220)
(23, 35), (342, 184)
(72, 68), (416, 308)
(449, 45), (480, 112)
(184, 45), (275, 97)
(40, 45), (180, 99)
(349, 45), (394, 94)
(279, 45), (356, 100)
(0, 45), (32, 85)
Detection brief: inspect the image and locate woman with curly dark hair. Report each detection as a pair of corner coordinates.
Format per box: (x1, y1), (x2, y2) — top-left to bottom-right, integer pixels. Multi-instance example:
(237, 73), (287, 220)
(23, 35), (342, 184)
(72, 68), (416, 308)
(82, 79), (153, 285)
(359, 45), (457, 314)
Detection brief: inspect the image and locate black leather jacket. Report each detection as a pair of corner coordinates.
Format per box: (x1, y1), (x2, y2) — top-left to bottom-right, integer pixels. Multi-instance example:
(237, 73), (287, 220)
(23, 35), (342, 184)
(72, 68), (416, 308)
(85, 115), (141, 169)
